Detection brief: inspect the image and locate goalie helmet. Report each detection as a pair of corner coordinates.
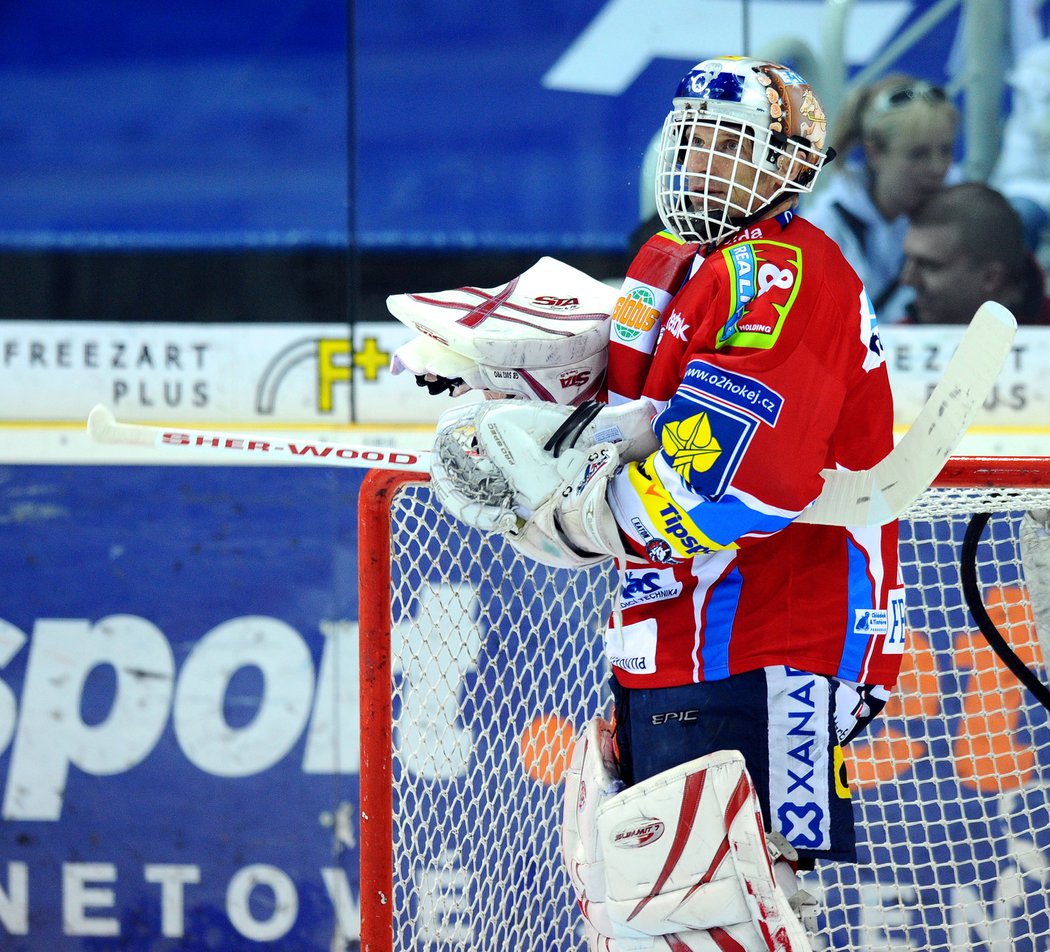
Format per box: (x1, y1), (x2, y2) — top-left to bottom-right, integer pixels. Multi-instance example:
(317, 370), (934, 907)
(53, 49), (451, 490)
(654, 55), (832, 246)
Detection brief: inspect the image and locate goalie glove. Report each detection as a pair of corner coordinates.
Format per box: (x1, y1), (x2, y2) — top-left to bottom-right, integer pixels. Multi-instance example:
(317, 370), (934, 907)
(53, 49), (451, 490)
(388, 257), (616, 405)
(430, 400), (657, 568)
(510, 442), (627, 568)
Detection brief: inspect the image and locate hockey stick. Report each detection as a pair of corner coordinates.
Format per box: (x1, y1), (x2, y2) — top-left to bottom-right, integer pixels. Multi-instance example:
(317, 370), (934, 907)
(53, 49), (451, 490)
(795, 300), (1017, 526)
(87, 300), (1015, 523)
(85, 404), (431, 473)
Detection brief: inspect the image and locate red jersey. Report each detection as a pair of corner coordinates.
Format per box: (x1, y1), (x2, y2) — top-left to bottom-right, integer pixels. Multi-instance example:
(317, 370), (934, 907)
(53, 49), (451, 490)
(605, 212), (904, 690)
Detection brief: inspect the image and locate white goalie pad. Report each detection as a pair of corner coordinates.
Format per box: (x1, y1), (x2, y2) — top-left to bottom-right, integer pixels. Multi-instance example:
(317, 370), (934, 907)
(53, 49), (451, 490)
(562, 717), (626, 912)
(594, 750), (813, 951)
(387, 257), (617, 404)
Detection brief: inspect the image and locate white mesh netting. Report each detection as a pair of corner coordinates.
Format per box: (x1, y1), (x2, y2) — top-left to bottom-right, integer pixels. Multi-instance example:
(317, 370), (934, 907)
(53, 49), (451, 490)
(362, 477), (1050, 952)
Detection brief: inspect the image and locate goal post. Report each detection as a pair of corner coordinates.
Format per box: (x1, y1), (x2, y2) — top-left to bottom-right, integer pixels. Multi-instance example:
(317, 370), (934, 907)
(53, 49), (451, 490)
(358, 458), (1050, 952)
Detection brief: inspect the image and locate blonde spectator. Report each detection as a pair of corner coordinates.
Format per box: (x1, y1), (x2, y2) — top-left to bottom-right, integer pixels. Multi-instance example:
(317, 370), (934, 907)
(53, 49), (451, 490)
(802, 74), (961, 323)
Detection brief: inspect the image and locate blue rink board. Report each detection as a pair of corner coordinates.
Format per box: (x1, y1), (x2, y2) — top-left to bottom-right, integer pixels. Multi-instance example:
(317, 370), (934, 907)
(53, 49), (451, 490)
(0, 465), (365, 951)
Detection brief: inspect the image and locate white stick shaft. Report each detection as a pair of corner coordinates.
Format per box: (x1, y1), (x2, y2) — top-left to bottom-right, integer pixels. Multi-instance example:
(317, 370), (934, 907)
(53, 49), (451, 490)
(86, 405), (433, 473)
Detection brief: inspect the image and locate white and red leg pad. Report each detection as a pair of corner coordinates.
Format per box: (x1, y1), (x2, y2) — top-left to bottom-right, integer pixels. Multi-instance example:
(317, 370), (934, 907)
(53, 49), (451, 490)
(590, 749), (814, 951)
(562, 716), (626, 914)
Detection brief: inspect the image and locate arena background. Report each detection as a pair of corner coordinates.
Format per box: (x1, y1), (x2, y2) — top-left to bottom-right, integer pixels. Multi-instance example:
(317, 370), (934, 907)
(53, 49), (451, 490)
(0, 1), (1048, 949)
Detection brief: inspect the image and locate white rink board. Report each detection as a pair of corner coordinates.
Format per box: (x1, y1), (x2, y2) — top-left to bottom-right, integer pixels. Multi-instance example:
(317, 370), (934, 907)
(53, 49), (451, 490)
(0, 321), (1047, 461)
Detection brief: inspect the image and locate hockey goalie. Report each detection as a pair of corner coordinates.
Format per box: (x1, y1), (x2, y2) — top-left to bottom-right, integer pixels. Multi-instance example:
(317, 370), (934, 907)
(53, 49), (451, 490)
(388, 55), (909, 952)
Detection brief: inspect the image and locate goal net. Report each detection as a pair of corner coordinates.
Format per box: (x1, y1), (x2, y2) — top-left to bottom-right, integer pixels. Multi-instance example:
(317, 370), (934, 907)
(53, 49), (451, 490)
(358, 458), (1050, 952)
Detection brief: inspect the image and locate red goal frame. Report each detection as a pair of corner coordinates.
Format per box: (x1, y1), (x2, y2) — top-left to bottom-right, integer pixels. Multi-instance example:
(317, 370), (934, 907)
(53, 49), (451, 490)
(357, 456), (1050, 952)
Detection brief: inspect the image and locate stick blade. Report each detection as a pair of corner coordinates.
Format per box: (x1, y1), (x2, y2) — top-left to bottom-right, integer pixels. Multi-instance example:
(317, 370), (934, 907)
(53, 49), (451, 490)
(86, 403), (115, 439)
(86, 403), (154, 446)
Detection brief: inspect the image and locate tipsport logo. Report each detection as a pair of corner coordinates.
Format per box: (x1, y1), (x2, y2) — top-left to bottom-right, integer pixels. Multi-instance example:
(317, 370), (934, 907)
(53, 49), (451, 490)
(254, 336), (390, 414)
(0, 614), (359, 821)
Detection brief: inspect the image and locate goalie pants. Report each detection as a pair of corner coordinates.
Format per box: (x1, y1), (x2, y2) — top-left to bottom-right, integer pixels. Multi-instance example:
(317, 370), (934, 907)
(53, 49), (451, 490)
(611, 666), (859, 863)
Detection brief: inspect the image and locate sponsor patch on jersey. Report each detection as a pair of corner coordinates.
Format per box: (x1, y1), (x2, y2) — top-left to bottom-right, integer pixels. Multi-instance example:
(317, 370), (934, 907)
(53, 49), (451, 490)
(681, 359), (784, 426)
(619, 567), (682, 610)
(612, 284), (660, 343)
(660, 411), (723, 482)
(644, 538), (676, 564)
(717, 241), (802, 350)
(627, 514), (677, 564)
(884, 588), (907, 655)
(853, 609), (889, 636)
(654, 388), (760, 499)
(605, 618), (658, 674)
(629, 474), (723, 557)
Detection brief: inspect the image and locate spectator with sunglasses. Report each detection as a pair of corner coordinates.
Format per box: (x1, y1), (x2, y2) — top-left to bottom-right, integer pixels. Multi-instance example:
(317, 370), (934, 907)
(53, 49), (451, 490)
(802, 74), (961, 323)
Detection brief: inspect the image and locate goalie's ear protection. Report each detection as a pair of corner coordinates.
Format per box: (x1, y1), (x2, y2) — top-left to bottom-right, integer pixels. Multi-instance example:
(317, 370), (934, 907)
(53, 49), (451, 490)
(544, 400), (604, 457)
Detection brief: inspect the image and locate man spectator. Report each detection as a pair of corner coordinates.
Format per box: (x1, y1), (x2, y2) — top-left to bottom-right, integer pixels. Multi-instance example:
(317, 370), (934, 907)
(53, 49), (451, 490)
(901, 182), (1050, 324)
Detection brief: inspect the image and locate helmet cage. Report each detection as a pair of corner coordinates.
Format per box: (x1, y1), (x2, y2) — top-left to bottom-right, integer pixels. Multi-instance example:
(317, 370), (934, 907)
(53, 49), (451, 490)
(654, 107), (824, 246)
